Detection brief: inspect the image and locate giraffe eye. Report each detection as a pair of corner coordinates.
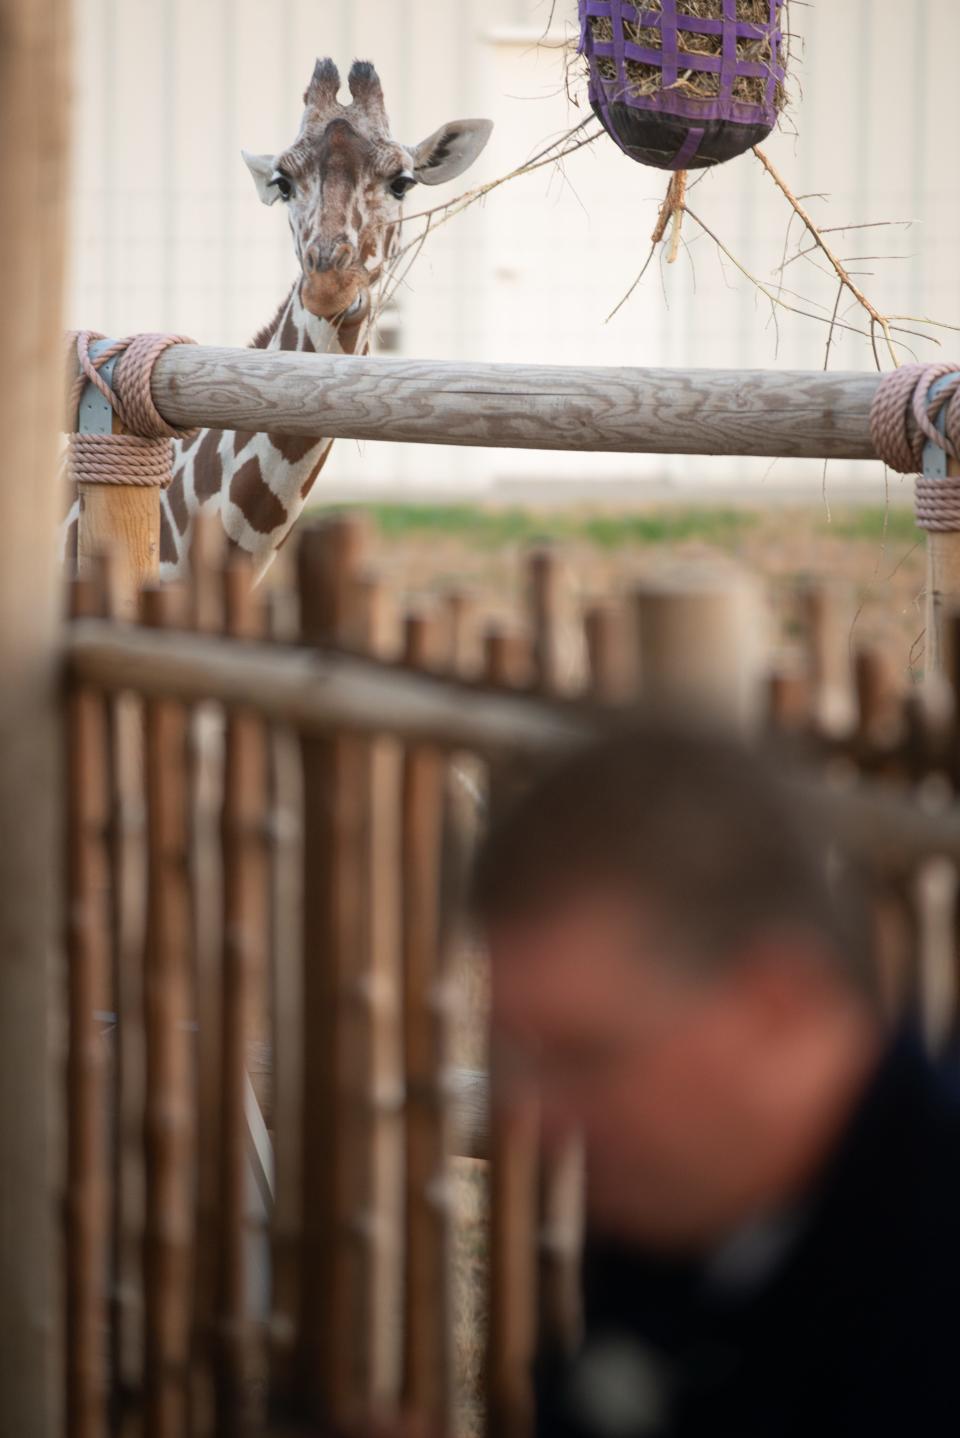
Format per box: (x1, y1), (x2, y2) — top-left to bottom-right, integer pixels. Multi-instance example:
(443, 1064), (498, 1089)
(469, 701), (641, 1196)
(270, 171), (294, 201)
(389, 172), (417, 200)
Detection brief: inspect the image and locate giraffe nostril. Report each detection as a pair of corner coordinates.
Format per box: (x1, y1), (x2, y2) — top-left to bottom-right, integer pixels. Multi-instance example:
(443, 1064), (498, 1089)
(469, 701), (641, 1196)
(304, 247), (319, 275)
(333, 243), (352, 271)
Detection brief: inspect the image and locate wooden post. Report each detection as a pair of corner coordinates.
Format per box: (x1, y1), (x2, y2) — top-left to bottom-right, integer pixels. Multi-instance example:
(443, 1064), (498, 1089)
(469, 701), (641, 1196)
(187, 514), (227, 1438)
(65, 575), (112, 1438)
(527, 552), (584, 1363)
(633, 570), (765, 728)
(141, 585), (195, 1438)
(99, 577), (150, 1438)
(266, 588), (305, 1417)
(77, 470), (160, 616)
(584, 604), (634, 705)
(297, 517), (373, 1428)
(72, 346), (161, 613)
(401, 609), (455, 1434)
(215, 556), (268, 1436)
(355, 575), (405, 1416)
(852, 648), (916, 1025)
(0, 0), (71, 1432)
(484, 628), (539, 1438)
(799, 582), (855, 733)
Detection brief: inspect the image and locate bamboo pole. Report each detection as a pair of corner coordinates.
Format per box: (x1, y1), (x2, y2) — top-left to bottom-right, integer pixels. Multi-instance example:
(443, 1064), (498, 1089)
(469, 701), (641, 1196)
(141, 585), (195, 1438)
(0, 1), (71, 1431)
(527, 552), (584, 1363)
(65, 574), (112, 1438)
(355, 574), (405, 1416)
(297, 536), (339, 1425)
(215, 556), (268, 1436)
(296, 517), (372, 1427)
(484, 628), (539, 1438)
(95, 553), (149, 1438)
(65, 618), (960, 875)
(401, 609), (455, 1432)
(317, 518), (378, 1427)
(66, 619), (589, 754)
(799, 582), (856, 733)
(851, 648), (912, 1024)
(584, 604), (634, 705)
(148, 345), (884, 462)
(266, 588), (305, 1417)
(767, 663), (812, 733)
(187, 513), (227, 1438)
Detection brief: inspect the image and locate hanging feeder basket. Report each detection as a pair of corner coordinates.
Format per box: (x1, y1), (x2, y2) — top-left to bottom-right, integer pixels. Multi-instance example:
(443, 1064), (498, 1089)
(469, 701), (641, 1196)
(579, 1), (787, 171)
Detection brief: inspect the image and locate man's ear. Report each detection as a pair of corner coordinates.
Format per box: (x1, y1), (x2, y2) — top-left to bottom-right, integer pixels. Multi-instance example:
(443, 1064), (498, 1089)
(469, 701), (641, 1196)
(242, 150), (282, 206)
(412, 119), (493, 186)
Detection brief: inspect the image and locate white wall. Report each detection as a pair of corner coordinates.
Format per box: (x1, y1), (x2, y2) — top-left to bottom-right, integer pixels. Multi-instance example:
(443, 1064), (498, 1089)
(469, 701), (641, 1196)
(68, 0), (960, 498)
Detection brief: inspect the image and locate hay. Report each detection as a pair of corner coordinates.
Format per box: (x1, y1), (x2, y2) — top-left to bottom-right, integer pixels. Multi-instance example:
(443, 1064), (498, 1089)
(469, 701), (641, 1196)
(590, 1), (786, 110)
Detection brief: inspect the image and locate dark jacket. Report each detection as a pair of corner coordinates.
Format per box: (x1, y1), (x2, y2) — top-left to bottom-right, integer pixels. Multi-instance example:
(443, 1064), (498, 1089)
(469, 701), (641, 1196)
(536, 1035), (960, 1437)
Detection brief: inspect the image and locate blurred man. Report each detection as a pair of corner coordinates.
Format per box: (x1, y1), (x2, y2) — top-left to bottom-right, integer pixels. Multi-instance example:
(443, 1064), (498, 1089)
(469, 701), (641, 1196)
(472, 722), (960, 1437)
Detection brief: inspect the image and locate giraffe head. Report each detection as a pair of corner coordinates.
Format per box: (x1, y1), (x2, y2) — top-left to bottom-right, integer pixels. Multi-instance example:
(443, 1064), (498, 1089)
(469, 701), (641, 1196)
(243, 58), (493, 325)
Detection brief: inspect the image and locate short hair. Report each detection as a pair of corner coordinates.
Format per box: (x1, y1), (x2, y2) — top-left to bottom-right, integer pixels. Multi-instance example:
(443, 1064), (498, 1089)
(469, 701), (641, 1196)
(471, 719), (875, 999)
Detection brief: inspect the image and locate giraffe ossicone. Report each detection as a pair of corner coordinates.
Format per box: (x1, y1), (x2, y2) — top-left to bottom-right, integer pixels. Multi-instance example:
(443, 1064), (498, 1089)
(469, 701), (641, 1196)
(66, 58), (493, 582)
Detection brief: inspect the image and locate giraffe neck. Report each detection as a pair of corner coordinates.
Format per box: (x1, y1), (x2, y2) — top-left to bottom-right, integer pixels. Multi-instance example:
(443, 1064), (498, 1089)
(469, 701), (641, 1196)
(159, 284), (368, 581)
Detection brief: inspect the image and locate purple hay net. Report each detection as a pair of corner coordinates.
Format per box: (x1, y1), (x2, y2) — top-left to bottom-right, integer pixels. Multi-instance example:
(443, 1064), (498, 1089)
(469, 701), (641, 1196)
(580, 1), (786, 170)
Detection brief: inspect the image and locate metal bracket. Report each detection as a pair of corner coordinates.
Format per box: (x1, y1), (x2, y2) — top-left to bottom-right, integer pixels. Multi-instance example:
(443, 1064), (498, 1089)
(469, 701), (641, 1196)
(77, 337), (120, 435)
(922, 374), (954, 480)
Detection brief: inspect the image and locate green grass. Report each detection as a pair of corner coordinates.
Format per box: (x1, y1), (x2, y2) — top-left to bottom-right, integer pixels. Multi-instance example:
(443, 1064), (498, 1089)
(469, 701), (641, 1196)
(819, 506), (919, 544)
(325, 502), (759, 549)
(314, 501), (921, 552)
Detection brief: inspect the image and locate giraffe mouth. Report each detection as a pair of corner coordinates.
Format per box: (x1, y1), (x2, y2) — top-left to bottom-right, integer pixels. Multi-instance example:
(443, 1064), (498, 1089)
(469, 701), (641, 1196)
(300, 267), (368, 323)
(339, 292), (367, 322)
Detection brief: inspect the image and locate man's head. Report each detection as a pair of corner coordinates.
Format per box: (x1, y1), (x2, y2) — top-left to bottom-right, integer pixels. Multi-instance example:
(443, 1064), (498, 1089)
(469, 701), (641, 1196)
(473, 721), (881, 1250)
(243, 58), (492, 324)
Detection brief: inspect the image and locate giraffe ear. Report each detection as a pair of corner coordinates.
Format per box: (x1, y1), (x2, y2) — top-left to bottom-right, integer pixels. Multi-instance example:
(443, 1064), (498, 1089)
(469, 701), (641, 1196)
(411, 119), (493, 186)
(242, 150), (282, 207)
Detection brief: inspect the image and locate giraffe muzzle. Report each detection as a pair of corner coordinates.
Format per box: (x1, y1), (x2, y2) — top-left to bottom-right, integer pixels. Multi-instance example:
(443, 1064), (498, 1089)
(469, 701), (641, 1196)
(304, 241), (353, 275)
(300, 264), (367, 322)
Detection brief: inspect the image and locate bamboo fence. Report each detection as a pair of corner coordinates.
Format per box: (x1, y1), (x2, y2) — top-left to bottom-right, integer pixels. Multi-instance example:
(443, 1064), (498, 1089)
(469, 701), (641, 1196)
(62, 517), (960, 1438)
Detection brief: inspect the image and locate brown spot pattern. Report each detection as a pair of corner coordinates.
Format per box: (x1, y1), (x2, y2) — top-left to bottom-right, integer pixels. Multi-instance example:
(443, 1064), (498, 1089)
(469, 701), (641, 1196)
(301, 332), (316, 354)
(193, 429), (224, 502)
(233, 430), (256, 458)
(160, 506), (178, 564)
(278, 304), (299, 351)
(166, 472), (189, 535)
(230, 455), (288, 534)
(338, 322), (364, 357)
(251, 287), (296, 349)
(300, 442), (334, 499)
(178, 429), (202, 457)
(272, 433), (323, 465)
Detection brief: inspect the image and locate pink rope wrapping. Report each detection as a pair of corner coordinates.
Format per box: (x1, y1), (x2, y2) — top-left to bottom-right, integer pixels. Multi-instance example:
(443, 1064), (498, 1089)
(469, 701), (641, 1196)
(65, 329), (198, 489)
(871, 364), (960, 532)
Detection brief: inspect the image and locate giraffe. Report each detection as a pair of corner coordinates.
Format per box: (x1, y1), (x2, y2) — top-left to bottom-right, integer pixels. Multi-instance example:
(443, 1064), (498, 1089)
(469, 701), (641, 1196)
(65, 58), (492, 581)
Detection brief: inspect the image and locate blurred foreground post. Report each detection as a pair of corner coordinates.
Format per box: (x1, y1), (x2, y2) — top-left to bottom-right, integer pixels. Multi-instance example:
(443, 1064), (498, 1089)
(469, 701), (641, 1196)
(634, 570), (764, 727)
(0, 1), (71, 1434)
